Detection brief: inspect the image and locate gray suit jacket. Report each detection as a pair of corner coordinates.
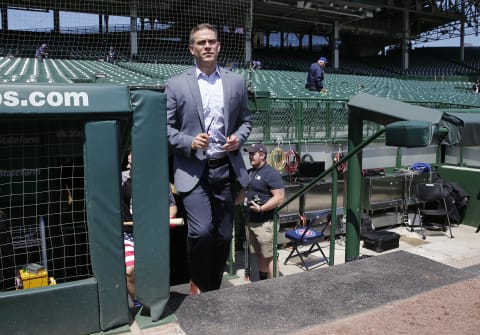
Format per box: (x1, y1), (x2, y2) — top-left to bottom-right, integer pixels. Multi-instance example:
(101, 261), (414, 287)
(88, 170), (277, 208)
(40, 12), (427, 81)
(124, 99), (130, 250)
(166, 66), (252, 193)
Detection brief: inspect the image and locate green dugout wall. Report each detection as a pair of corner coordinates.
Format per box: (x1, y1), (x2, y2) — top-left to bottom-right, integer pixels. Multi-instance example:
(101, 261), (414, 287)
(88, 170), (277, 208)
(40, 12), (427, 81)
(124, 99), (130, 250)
(129, 89), (171, 321)
(0, 84), (170, 334)
(345, 93), (480, 261)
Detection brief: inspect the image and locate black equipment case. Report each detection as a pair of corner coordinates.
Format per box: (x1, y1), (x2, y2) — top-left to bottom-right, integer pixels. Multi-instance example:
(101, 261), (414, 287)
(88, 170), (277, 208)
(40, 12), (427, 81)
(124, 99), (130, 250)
(360, 213), (400, 253)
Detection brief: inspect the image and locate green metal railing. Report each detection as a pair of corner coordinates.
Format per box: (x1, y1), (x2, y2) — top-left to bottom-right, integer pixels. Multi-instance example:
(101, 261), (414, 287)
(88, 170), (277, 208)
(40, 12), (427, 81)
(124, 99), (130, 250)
(248, 97), (384, 144)
(272, 126), (387, 276)
(248, 95), (479, 146)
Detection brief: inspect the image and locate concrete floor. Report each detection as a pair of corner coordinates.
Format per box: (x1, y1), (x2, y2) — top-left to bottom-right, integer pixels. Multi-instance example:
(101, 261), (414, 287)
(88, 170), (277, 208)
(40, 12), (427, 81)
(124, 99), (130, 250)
(120, 222), (480, 335)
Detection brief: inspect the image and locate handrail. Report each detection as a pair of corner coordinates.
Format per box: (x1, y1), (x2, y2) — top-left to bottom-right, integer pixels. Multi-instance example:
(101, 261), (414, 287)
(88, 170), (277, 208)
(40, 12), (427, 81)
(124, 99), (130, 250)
(273, 126), (386, 276)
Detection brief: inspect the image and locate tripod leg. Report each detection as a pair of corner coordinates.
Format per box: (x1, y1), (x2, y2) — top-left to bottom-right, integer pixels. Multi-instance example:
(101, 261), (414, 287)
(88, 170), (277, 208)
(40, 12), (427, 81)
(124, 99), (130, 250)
(244, 225), (251, 281)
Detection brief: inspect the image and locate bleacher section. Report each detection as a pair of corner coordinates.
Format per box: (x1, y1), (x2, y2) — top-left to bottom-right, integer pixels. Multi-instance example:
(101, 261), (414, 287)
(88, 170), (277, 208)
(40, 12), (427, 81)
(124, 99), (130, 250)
(0, 57), (183, 86)
(251, 47), (480, 78)
(1, 28), (479, 77)
(245, 69), (480, 107)
(1, 56), (479, 108)
(1, 43), (480, 108)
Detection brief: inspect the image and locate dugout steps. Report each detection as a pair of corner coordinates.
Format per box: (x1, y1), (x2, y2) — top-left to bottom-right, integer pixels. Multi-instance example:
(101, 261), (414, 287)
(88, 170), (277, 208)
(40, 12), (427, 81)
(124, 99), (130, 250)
(170, 250), (476, 335)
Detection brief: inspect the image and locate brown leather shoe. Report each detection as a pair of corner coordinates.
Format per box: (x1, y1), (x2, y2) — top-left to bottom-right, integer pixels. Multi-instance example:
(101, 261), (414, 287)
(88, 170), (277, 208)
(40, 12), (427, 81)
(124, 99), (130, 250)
(190, 280), (201, 296)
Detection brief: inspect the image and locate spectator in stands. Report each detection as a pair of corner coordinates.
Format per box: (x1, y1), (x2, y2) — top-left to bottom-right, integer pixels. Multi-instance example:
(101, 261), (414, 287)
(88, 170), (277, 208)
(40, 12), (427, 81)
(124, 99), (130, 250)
(305, 56), (327, 92)
(251, 60), (262, 70)
(473, 79), (480, 94)
(243, 143), (285, 280)
(106, 47), (117, 64)
(122, 150), (177, 307)
(35, 43), (48, 62)
(166, 23), (251, 295)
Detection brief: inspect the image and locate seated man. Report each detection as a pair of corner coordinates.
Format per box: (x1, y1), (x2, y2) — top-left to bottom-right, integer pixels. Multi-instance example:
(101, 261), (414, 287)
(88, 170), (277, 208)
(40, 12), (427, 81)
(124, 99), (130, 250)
(122, 151), (177, 307)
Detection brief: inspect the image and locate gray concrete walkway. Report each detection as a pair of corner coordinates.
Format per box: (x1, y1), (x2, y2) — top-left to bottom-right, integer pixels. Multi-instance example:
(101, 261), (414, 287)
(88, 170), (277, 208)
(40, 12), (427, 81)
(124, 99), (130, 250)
(121, 224), (480, 335)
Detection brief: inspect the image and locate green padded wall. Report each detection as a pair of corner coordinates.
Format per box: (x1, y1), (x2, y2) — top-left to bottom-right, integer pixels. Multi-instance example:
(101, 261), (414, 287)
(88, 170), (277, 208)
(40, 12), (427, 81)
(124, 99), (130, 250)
(84, 121), (130, 330)
(130, 89), (170, 322)
(0, 278), (100, 335)
(385, 120), (433, 148)
(0, 84), (133, 334)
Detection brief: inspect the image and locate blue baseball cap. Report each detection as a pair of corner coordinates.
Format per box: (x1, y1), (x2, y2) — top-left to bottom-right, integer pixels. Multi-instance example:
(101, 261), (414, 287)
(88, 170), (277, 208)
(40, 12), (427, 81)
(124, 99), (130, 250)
(319, 57), (328, 63)
(244, 143), (267, 154)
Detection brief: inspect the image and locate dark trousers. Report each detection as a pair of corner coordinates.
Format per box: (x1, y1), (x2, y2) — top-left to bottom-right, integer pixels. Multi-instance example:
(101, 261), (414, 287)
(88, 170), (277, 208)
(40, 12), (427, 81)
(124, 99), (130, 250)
(306, 85), (322, 92)
(181, 164), (234, 292)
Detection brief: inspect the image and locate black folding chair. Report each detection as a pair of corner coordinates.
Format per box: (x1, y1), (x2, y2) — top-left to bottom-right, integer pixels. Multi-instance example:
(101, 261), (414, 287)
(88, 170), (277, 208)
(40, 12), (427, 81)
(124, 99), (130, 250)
(413, 183), (454, 240)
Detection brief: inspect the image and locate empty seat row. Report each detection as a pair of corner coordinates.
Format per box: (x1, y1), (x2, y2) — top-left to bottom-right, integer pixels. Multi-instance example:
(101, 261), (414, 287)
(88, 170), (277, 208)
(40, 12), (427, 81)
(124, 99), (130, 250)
(0, 58), (479, 108)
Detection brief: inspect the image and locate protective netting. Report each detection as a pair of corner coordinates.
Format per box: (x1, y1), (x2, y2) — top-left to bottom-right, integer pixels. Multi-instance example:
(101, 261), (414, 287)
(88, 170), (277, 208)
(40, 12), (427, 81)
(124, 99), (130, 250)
(0, 0), (250, 66)
(0, 120), (92, 291)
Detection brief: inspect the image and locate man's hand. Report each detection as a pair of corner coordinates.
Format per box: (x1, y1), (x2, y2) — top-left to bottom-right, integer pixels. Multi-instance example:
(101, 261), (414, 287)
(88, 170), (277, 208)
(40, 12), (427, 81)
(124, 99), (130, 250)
(223, 135), (239, 152)
(192, 133), (210, 150)
(249, 202), (262, 213)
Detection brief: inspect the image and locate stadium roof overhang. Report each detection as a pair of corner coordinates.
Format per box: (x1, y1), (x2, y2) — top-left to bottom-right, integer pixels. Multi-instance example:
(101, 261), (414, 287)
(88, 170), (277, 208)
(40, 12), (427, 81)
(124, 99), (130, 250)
(251, 0), (463, 42)
(2, 0), (469, 47)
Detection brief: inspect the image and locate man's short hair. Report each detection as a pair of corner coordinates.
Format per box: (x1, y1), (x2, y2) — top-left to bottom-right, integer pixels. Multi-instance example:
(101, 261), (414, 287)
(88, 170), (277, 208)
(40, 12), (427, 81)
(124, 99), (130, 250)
(189, 23), (218, 45)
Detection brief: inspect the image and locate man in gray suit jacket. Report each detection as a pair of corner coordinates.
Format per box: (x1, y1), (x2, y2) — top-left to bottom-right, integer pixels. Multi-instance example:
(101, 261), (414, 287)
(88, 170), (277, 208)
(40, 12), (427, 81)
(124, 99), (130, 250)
(166, 23), (251, 294)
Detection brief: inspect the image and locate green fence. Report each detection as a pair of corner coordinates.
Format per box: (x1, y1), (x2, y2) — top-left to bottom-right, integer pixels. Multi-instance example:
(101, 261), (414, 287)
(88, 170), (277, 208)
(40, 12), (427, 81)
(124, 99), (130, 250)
(247, 95), (480, 146)
(249, 97), (350, 143)
(248, 97), (392, 145)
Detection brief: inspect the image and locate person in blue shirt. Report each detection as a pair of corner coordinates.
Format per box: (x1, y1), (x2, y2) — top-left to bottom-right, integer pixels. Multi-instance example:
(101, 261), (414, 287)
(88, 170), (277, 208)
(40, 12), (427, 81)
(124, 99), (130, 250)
(35, 44), (48, 62)
(305, 56), (327, 92)
(244, 143), (285, 280)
